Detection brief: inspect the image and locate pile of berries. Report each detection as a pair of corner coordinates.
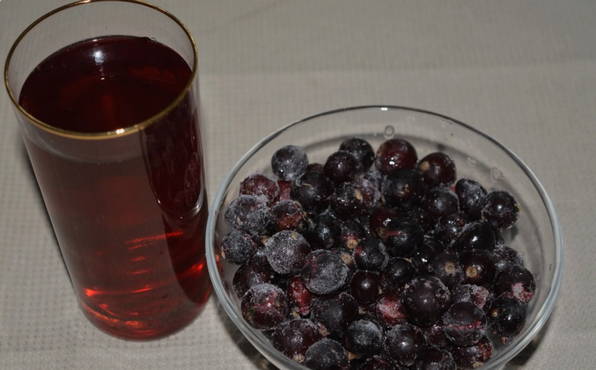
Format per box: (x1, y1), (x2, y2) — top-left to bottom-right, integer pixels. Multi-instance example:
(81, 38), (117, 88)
(222, 136), (535, 370)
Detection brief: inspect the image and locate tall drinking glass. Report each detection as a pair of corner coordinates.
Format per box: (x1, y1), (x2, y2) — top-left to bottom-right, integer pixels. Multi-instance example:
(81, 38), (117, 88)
(4, 0), (210, 340)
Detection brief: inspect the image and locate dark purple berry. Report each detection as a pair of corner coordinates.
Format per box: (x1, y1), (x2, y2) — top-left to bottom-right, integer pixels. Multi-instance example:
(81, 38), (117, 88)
(494, 265), (536, 304)
(455, 178), (487, 219)
(488, 295), (527, 344)
(239, 173), (279, 205)
(379, 219), (423, 258)
(451, 336), (493, 369)
(311, 292), (359, 338)
(493, 245), (524, 272)
(302, 250), (350, 295)
(452, 221), (496, 252)
(411, 236), (445, 274)
(271, 145), (308, 181)
(304, 338), (349, 370)
(429, 251), (464, 288)
(423, 323), (450, 349)
(452, 284), (493, 310)
(442, 302), (487, 346)
(353, 176), (382, 209)
(460, 249), (497, 286)
(324, 150), (359, 183)
(434, 213), (468, 244)
(382, 258), (415, 293)
(383, 323), (425, 366)
(288, 276), (312, 316)
(353, 237), (389, 271)
(415, 345), (456, 370)
(340, 137), (375, 172)
(272, 319), (323, 363)
(360, 166), (384, 190)
(330, 182), (367, 218)
(422, 187), (459, 219)
(375, 294), (408, 326)
(277, 180), (292, 201)
(375, 138), (418, 175)
(232, 256), (276, 297)
(403, 276), (451, 327)
(417, 152), (456, 187)
(291, 167), (333, 213)
(339, 219), (366, 250)
(241, 283), (288, 329)
(382, 170), (425, 209)
(307, 212), (341, 250)
(264, 230), (311, 275)
(344, 319), (383, 356)
(221, 229), (257, 264)
(271, 199), (307, 231)
(355, 355), (395, 370)
(369, 207), (398, 238)
(224, 195), (271, 234)
(481, 191), (519, 229)
(350, 270), (381, 304)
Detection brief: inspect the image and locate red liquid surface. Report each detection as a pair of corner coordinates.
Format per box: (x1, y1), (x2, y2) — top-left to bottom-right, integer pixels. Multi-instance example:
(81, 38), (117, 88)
(19, 36), (210, 339)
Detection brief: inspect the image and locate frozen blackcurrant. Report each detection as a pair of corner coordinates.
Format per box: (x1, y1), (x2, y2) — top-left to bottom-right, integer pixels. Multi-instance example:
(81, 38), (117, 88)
(382, 169), (425, 209)
(493, 245), (524, 272)
(355, 355), (395, 370)
(339, 219), (366, 250)
(375, 138), (418, 175)
(353, 237), (389, 271)
(271, 199), (307, 231)
(304, 338), (349, 370)
(422, 187), (459, 219)
(417, 152), (456, 187)
(451, 336), (493, 369)
(375, 294), (408, 326)
(264, 230), (311, 275)
(434, 213), (468, 244)
(482, 191), (519, 229)
(232, 254), (276, 297)
(330, 181), (367, 218)
(494, 265), (536, 303)
(350, 270), (381, 305)
(452, 284), (492, 310)
(411, 236), (445, 274)
(241, 283), (288, 329)
(272, 319), (323, 363)
(382, 258), (415, 293)
(383, 323), (425, 367)
(224, 195), (271, 234)
(379, 218), (423, 258)
(452, 221), (496, 252)
(311, 292), (359, 339)
(287, 276), (312, 316)
(460, 249), (497, 286)
(344, 319), (383, 356)
(271, 145), (308, 181)
(423, 323), (450, 349)
(442, 302), (487, 346)
(487, 295), (527, 344)
(340, 137), (375, 172)
(239, 173), (279, 205)
(291, 167), (333, 213)
(429, 251), (464, 288)
(414, 345), (456, 370)
(455, 178), (487, 219)
(403, 276), (451, 327)
(302, 250), (350, 295)
(221, 229), (257, 265)
(324, 150), (359, 184)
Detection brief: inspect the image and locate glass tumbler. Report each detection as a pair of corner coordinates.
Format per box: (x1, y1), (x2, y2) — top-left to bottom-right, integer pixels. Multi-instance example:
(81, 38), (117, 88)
(4, 0), (211, 340)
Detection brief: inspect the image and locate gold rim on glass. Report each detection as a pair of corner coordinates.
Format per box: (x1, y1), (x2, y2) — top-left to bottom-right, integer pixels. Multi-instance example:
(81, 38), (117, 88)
(3, 0), (198, 141)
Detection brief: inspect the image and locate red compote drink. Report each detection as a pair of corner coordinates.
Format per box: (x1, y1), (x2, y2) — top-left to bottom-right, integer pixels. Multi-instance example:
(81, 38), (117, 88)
(18, 35), (210, 339)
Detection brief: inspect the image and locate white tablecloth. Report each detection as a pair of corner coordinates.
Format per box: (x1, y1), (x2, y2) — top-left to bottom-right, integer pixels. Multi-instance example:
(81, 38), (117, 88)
(1, 0), (594, 368)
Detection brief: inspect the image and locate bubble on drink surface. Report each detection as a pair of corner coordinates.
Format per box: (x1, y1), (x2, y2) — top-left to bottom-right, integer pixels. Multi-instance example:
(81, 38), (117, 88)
(224, 194), (271, 234)
(271, 145), (309, 181)
(264, 230), (311, 275)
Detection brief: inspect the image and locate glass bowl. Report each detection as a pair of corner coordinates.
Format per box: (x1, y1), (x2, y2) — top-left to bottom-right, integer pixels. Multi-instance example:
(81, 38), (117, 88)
(206, 105), (563, 369)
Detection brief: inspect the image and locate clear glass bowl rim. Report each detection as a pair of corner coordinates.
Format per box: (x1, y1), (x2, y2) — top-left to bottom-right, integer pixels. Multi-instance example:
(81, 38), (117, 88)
(206, 105), (563, 369)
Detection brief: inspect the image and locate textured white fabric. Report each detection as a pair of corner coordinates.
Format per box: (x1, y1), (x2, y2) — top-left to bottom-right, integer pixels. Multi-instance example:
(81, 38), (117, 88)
(1, 0), (595, 369)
